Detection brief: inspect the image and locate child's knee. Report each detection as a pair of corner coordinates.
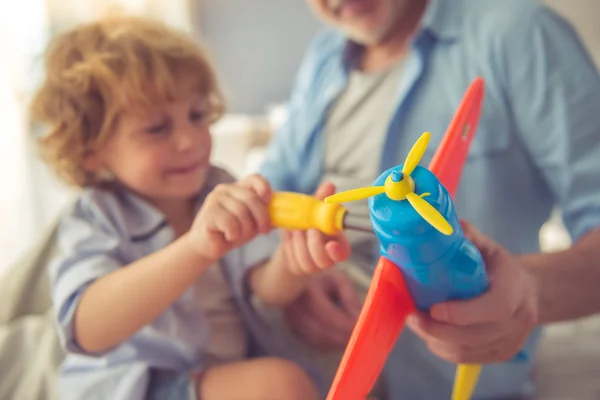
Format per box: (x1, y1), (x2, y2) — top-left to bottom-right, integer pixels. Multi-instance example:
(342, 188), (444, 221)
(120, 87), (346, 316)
(259, 357), (319, 400)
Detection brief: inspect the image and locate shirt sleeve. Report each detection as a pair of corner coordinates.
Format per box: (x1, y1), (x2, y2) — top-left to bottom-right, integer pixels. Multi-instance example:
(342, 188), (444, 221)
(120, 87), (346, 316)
(49, 199), (123, 355)
(499, 5), (600, 241)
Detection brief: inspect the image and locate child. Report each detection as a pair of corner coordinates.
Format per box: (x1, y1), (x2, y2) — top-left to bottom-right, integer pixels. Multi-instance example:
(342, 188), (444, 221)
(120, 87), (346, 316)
(31, 16), (350, 400)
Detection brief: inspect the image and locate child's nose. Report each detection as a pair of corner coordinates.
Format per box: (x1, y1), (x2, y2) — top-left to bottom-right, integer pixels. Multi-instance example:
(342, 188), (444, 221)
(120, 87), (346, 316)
(175, 129), (195, 151)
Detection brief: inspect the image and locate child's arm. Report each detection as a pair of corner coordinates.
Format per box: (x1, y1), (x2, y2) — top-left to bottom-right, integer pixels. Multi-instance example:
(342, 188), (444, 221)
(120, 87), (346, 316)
(73, 234), (211, 353)
(249, 184), (352, 308)
(248, 238), (310, 307)
(73, 176), (272, 353)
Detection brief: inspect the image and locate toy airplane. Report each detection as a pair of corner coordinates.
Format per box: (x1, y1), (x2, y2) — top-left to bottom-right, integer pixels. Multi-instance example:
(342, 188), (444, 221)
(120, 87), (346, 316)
(323, 78), (488, 400)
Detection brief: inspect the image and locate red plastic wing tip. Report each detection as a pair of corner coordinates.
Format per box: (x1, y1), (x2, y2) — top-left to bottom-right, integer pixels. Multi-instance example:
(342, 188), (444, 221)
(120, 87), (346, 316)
(428, 78), (486, 198)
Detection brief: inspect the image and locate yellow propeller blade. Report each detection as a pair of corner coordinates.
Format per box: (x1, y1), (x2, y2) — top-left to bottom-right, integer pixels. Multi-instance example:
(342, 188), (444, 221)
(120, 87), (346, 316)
(402, 132), (431, 176)
(406, 192), (453, 235)
(324, 186), (385, 204)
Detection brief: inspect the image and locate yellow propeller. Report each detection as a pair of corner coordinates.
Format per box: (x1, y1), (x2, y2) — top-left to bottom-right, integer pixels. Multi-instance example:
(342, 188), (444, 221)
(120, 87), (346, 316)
(322, 186), (385, 203)
(403, 131), (430, 177)
(406, 193), (453, 235)
(324, 132), (453, 236)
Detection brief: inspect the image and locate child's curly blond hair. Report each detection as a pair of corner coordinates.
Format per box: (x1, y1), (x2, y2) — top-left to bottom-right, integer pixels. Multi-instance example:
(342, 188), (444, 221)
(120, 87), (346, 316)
(30, 16), (225, 187)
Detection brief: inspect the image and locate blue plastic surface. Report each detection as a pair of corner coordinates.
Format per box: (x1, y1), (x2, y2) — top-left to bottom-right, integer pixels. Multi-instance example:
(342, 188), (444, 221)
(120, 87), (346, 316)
(369, 165), (488, 310)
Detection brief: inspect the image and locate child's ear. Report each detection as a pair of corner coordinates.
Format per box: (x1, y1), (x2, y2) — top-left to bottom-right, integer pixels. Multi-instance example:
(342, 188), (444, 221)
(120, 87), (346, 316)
(83, 152), (102, 173)
(84, 151), (115, 182)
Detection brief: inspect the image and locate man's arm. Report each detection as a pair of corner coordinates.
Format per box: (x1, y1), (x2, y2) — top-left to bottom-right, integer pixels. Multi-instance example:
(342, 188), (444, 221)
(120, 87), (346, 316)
(521, 228), (600, 323)
(406, 5), (600, 364)
(501, 6), (600, 322)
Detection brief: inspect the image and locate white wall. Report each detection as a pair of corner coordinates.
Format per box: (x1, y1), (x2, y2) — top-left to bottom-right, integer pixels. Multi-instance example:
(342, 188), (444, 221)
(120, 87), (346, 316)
(544, 0), (600, 68)
(0, 0), (196, 277)
(196, 0), (321, 114)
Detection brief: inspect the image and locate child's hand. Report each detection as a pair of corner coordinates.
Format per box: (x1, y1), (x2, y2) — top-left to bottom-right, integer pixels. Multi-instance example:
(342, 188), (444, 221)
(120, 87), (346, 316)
(189, 174), (273, 260)
(280, 182), (351, 275)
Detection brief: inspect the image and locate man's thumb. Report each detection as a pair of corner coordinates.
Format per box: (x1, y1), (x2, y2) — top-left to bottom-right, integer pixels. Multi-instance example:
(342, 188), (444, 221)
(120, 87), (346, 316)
(315, 181), (336, 200)
(460, 220), (501, 260)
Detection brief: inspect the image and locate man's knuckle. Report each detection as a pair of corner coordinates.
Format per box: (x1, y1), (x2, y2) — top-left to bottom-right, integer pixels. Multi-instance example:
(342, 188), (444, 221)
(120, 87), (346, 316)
(248, 173), (262, 181)
(432, 346), (462, 364)
(306, 264), (319, 274)
(315, 258), (331, 269)
(213, 183), (229, 193)
(246, 174), (267, 188)
(451, 354), (466, 364)
(454, 346), (471, 363)
(495, 306), (512, 321)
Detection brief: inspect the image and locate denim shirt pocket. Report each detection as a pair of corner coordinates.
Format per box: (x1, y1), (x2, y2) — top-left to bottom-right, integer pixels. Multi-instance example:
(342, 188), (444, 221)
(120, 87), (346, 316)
(466, 111), (511, 160)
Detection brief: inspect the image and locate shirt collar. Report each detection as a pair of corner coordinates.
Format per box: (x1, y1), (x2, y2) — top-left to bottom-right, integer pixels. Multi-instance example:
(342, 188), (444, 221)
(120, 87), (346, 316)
(119, 189), (168, 241)
(419, 0), (462, 41)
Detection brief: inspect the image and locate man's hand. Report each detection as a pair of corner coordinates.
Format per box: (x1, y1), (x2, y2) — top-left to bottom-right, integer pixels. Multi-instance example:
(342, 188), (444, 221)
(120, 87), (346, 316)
(284, 268), (363, 350)
(406, 221), (539, 364)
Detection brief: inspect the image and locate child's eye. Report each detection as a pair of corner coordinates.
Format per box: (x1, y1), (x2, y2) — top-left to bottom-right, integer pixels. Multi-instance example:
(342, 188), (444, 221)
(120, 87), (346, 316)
(190, 110), (205, 122)
(145, 122), (170, 135)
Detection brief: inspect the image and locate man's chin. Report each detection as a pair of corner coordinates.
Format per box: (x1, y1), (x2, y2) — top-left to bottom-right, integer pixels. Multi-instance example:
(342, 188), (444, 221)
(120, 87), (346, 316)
(344, 26), (388, 46)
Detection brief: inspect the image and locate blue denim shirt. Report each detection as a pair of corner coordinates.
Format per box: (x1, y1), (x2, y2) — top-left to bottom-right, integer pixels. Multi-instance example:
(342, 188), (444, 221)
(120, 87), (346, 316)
(259, 0), (600, 397)
(48, 166), (316, 400)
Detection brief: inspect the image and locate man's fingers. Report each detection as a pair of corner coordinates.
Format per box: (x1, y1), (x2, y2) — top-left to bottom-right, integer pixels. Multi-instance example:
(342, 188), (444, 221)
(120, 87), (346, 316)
(306, 229), (335, 269)
(460, 220), (502, 262)
(282, 231), (303, 275)
(431, 247), (525, 326)
(416, 305), (533, 364)
(406, 312), (507, 347)
(325, 237), (351, 263)
(430, 285), (519, 326)
(306, 279), (358, 333)
(284, 304), (349, 349)
(407, 311), (509, 364)
(424, 334), (520, 364)
(314, 181), (336, 200)
(291, 231), (320, 274)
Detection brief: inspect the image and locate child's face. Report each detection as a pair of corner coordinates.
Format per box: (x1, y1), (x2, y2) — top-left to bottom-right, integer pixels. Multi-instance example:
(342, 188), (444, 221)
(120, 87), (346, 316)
(95, 91), (213, 201)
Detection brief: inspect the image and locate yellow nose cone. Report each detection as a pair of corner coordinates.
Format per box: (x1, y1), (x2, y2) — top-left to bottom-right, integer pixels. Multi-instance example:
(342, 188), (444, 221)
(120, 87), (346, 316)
(384, 171), (415, 201)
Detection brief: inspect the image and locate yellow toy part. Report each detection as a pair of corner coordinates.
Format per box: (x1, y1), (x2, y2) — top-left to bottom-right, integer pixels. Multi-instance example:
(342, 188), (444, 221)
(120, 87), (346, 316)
(268, 191), (347, 236)
(452, 364), (482, 400)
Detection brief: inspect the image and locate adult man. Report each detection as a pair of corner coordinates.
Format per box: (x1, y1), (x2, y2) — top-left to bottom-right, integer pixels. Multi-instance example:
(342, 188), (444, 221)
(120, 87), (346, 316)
(258, 0), (600, 398)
